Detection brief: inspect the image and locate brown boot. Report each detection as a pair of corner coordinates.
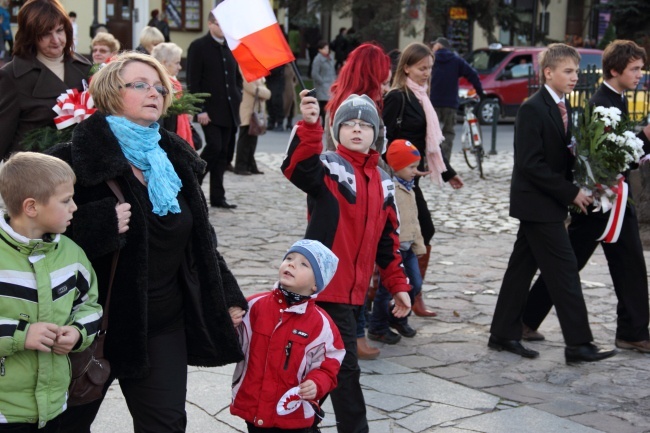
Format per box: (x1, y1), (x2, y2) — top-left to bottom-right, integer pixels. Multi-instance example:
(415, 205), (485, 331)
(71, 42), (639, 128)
(412, 292), (437, 317)
(417, 245), (431, 279)
(357, 337), (380, 360)
(413, 246), (437, 317)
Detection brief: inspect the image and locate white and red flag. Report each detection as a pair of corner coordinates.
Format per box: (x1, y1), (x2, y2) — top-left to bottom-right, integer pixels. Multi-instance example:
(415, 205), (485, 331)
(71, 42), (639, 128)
(213, 0), (295, 82)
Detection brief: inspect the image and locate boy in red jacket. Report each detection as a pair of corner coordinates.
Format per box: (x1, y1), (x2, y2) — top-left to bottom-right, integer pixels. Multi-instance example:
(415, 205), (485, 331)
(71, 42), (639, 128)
(230, 239), (345, 432)
(281, 91), (412, 433)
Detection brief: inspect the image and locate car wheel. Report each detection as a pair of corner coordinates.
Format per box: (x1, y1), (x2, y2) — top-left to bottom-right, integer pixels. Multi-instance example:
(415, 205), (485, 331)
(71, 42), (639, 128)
(477, 98), (500, 125)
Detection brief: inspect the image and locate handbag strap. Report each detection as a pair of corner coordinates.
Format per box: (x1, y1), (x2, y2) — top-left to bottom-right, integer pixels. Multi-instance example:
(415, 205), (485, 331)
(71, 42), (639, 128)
(254, 87), (262, 112)
(101, 179), (124, 331)
(396, 91), (406, 133)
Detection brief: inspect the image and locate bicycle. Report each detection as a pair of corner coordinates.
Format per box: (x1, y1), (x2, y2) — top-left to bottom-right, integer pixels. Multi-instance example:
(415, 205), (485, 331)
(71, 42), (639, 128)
(459, 92), (486, 179)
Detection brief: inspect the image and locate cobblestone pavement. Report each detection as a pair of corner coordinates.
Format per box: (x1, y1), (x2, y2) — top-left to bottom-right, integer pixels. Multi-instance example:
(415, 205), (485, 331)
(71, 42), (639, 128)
(91, 148), (650, 433)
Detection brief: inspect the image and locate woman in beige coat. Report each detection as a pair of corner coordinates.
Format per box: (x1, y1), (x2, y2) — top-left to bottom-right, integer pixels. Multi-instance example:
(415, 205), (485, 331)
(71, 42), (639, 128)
(234, 74), (271, 175)
(282, 63), (297, 129)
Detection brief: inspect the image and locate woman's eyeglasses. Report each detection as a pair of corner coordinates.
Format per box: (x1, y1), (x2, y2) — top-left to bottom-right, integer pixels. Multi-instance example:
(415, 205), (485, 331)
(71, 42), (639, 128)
(340, 120), (374, 130)
(121, 81), (169, 96)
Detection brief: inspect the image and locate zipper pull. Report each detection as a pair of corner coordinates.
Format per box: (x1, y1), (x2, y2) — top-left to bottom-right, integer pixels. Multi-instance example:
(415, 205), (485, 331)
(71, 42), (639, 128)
(1, 357), (5, 376)
(283, 341), (292, 370)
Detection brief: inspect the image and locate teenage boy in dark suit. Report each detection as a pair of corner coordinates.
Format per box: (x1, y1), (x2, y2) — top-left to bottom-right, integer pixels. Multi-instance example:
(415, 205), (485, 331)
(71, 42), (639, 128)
(523, 40), (650, 353)
(489, 43), (616, 364)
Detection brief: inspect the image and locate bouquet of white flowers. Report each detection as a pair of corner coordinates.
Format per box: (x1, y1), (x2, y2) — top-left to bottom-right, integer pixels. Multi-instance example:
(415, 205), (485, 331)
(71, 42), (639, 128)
(572, 103), (645, 242)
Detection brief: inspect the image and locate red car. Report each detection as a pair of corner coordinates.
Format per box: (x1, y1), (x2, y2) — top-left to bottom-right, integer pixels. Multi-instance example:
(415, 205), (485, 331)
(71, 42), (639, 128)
(459, 44), (603, 124)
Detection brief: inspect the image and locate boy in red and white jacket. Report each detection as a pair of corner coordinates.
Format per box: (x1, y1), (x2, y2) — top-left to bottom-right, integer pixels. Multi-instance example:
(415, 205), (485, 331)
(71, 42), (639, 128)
(231, 240), (345, 432)
(281, 91), (412, 432)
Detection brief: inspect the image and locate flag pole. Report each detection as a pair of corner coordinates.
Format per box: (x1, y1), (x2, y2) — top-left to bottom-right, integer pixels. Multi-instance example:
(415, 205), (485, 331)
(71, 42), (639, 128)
(291, 61), (308, 91)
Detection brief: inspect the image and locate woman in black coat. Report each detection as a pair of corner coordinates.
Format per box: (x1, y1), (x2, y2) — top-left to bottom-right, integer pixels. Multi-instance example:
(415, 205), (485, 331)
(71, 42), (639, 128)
(383, 43), (463, 243)
(383, 42), (463, 315)
(48, 52), (247, 433)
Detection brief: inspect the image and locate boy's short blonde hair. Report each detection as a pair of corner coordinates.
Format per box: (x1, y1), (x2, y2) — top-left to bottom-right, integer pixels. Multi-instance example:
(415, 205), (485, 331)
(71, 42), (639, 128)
(0, 152), (76, 217)
(538, 43), (581, 84)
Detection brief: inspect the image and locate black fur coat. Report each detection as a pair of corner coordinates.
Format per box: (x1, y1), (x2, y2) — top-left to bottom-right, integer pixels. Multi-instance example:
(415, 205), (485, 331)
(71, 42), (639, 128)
(48, 113), (246, 378)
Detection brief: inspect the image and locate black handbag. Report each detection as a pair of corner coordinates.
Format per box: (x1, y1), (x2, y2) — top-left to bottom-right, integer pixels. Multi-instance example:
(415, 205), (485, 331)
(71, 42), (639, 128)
(190, 123), (203, 151)
(67, 179), (123, 406)
(248, 88), (267, 136)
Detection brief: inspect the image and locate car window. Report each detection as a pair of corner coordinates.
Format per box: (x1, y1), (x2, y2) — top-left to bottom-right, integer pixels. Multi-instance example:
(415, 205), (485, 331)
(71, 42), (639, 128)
(511, 63), (533, 79)
(467, 50), (510, 73)
(503, 55), (533, 79)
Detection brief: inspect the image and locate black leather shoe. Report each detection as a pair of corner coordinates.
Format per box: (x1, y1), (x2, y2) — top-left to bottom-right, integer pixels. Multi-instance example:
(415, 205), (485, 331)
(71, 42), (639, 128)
(233, 169), (252, 175)
(488, 335), (539, 358)
(212, 200), (237, 209)
(565, 343), (617, 364)
(390, 322), (417, 338)
(250, 169), (265, 175)
(368, 329), (401, 345)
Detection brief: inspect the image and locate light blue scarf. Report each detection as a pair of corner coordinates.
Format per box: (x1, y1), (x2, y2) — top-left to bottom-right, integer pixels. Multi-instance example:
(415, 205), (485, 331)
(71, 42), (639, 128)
(106, 116), (182, 216)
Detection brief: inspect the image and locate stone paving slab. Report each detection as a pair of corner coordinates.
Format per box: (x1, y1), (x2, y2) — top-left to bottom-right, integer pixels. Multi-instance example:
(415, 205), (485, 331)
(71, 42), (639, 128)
(360, 372), (500, 411)
(455, 406), (606, 433)
(395, 403), (482, 432)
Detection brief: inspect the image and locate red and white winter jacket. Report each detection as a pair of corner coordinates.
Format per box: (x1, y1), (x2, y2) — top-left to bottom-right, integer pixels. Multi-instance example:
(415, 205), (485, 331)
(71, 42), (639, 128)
(281, 120), (411, 305)
(230, 287), (345, 429)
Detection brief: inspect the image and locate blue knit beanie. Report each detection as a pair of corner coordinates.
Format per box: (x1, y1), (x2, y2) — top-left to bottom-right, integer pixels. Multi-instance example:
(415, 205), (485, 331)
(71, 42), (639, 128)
(284, 240), (339, 294)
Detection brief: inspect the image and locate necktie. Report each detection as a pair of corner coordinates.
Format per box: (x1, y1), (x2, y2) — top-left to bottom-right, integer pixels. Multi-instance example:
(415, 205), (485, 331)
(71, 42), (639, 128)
(558, 101), (567, 133)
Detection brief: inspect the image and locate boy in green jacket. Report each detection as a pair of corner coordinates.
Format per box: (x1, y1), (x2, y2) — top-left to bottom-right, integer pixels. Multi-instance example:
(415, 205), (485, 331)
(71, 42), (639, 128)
(0, 152), (102, 431)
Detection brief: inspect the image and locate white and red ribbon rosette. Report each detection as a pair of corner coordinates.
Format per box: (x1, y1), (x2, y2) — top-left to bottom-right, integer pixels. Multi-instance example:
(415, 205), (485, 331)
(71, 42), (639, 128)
(52, 88), (96, 130)
(276, 386), (315, 417)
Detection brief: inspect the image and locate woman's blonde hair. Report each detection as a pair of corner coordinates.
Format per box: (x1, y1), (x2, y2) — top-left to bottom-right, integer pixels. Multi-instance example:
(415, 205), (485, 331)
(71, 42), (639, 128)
(0, 152), (75, 217)
(151, 42), (183, 67)
(91, 32), (121, 54)
(89, 51), (173, 116)
(391, 42), (434, 92)
(139, 26), (165, 53)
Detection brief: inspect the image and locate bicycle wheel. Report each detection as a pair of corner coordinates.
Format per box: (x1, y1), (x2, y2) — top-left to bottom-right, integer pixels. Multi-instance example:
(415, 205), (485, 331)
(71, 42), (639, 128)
(463, 145), (477, 169)
(475, 146), (484, 179)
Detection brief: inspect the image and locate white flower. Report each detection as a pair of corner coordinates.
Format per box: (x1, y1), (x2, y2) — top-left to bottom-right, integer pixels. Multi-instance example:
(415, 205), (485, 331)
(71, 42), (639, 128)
(594, 106), (621, 128)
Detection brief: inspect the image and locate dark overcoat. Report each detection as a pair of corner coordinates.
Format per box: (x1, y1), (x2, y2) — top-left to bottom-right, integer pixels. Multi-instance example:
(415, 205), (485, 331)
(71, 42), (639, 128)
(47, 113), (247, 378)
(186, 33), (242, 128)
(0, 53), (91, 159)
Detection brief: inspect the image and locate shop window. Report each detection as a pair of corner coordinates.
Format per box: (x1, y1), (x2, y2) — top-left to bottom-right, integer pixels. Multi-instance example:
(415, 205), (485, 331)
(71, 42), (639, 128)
(163, 0), (202, 32)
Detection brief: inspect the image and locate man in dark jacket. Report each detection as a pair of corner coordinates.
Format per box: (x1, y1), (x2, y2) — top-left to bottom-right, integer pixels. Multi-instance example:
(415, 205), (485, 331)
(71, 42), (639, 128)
(430, 37), (485, 160)
(523, 40), (650, 353)
(186, 12), (242, 208)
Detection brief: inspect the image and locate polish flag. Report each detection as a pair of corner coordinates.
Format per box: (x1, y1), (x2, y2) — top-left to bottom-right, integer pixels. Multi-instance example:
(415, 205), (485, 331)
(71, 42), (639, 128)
(213, 0), (295, 82)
